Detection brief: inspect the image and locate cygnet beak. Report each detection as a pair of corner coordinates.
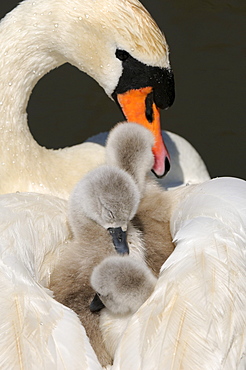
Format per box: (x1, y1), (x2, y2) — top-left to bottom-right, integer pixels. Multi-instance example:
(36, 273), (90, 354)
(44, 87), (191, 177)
(108, 226), (129, 255)
(90, 293), (105, 312)
(116, 87), (170, 178)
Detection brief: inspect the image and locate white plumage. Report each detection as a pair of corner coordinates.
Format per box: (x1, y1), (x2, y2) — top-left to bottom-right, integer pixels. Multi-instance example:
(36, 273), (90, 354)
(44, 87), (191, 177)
(1, 0), (242, 369)
(112, 177), (246, 370)
(0, 260), (101, 370)
(0, 165), (245, 369)
(0, 192), (103, 369)
(0, 121), (241, 369)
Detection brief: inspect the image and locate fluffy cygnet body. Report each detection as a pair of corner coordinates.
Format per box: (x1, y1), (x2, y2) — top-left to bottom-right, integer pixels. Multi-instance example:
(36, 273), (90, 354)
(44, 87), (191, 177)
(106, 122), (176, 275)
(133, 181), (181, 275)
(50, 165), (145, 366)
(69, 164), (141, 255)
(105, 122), (155, 195)
(51, 122), (182, 365)
(90, 255), (157, 358)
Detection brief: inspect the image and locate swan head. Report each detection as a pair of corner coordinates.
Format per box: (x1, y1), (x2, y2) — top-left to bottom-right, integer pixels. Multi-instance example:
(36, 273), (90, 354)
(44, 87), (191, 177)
(5, 0), (174, 176)
(106, 122), (155, 194)
(90, 255), (157, 315)
(69, 165), (140, 254)
(49, 0), (174, 177)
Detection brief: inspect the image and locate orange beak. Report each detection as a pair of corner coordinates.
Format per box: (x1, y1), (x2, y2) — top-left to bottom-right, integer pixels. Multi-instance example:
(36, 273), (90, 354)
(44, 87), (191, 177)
(117, 86), (170, 177)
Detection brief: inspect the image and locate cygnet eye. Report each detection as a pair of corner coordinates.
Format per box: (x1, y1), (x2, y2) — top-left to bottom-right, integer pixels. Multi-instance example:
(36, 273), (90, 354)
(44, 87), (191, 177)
(108, 210), (114, 219)
(108, 228), (113, 235)
(115, 49), (129, 61)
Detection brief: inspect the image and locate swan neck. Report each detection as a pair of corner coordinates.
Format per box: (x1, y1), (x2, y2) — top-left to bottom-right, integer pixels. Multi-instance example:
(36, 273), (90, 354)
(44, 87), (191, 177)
(0, 3), (65, 137)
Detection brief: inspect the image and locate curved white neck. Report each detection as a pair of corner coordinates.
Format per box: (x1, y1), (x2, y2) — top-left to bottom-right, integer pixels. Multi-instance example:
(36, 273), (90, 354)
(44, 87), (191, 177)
(0, 2), (67, 146)
(0, 0), (120, 160)
(0, 0), (168, 196)
(0, 0), (109, 197)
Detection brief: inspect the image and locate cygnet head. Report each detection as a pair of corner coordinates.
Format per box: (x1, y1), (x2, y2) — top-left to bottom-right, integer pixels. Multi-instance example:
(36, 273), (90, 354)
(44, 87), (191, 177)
(90, 255), (157, 315)
(106, 122), (155, 194)
(69, 165), (140, 254)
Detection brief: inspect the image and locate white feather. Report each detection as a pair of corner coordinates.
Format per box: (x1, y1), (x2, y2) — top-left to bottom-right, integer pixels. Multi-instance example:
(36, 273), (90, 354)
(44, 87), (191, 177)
(112, 177), (246, 370)
(0, 192), (105, 369)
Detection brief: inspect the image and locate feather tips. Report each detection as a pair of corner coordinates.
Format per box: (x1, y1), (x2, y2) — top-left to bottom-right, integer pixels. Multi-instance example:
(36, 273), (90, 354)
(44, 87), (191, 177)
(112, 177), (246, 369)
(0, 192), (103, 369)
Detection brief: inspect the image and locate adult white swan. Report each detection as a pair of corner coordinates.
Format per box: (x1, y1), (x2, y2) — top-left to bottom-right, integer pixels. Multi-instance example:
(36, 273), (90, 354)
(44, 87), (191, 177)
(0, 0), (176, 198)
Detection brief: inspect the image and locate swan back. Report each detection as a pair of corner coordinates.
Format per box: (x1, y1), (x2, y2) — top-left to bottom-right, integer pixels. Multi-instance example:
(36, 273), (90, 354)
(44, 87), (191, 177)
(69, 164), (140, 236)
(90, 255), (157, 315)
(106, 122), (155, 193)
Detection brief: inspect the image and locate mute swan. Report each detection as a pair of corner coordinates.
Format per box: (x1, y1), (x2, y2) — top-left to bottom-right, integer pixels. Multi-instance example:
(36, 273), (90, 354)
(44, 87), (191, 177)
(90, 255), (157, 359)
(0, 0), (175, 198)
(50, 164), (146, 366)
(111, 177), (246, 370)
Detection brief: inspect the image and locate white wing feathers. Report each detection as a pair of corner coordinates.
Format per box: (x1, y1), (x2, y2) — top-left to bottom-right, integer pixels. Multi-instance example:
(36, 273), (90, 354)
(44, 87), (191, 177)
(0, 192), (105, 370)
(0, 256), (103, 370)
(0, 179), (245, 369)
(112, 177), (246, 370)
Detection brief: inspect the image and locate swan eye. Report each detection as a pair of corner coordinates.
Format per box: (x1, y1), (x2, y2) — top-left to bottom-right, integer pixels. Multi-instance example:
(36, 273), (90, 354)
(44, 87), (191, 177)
(116, 49), (129, 61)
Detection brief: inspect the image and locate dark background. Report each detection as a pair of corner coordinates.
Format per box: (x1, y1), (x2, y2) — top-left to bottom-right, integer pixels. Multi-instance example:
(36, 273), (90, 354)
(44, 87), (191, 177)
(1, 0), (245, 179)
